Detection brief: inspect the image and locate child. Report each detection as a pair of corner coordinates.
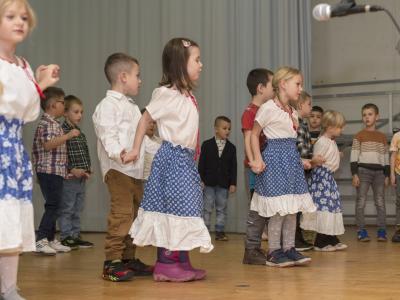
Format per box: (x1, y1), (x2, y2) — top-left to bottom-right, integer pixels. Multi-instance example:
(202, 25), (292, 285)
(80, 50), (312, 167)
(140, 108), (162, 181)
(241, 68), (274, 265)
(301, 111), (347, 251)
(59, 95), (93, 249)
(199, 116), (237, 241)
(123, 38), (213, 282)
(0, 1), (60, 298)
(309, 105), (324, 145)
(92, 53), (153, 282)
(351, 104), (389, 242)
(33, 87), (79, 255)
(390, 130), (400, 242)
(293, 92), (325, 252)
(250, 66), (315, 267)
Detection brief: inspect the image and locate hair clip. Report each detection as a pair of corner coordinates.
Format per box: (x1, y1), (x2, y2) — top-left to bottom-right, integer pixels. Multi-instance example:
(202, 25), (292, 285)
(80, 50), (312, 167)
(182, 39), (191, 48)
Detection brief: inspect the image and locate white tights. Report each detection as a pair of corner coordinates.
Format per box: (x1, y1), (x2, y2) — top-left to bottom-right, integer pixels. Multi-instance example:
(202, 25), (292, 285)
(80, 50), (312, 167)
(0, 254), (19, 296)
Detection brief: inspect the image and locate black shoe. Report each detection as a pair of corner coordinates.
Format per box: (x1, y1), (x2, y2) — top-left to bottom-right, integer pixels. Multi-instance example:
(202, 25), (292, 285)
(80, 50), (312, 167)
(61, 236), (79, 250)
(295, 239), (314, 252)
(392, 229), (400, 243)
(102, 260), (134, 282)
(123, 258), (154, 276)
(242, 248), (268, 265)
(215, 232), (229, 241)
(74, 236), (94, 248)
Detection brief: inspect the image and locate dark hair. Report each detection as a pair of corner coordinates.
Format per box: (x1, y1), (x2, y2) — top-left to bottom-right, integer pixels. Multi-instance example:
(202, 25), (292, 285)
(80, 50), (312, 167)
(159, 37), (199, 94)
(140, 108), (146, 114)
(246, 68), (274, 96)
(104, 53), (139, 84)
(41, 87), (65, 111)
(64, 95), (82, 112)
(311, 105), (324, 114)
(362, 103), (379, 114)
(214, 115), (231, 127)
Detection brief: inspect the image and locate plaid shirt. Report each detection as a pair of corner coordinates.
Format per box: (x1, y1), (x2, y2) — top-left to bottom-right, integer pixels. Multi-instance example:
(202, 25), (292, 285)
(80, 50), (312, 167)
(32, 113), (68, 177)
(62, 121), (91, 172)
(296, 118), (313, 159)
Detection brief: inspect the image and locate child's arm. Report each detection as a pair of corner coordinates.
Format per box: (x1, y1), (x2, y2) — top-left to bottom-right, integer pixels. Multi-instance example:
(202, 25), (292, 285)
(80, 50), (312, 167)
(249, 121), (265, 174)
(43, 129), (80, 151)
(198, 142), (207, 185)
(229, 145), (237, 193)
(35, 64), (60, 90)
(243, 130), (254, 163)
(122, 111), (152, 163)
(350, 136), (361, 187)
(391, 151), (397, 186)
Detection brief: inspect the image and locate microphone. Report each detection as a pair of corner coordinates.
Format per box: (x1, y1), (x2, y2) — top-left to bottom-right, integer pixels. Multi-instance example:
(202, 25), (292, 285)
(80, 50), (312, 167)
(313, 2), (383, 21)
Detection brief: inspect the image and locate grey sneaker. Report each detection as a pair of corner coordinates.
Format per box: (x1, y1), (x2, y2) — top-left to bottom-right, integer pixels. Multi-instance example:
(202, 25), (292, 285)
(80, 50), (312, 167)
(242, 248), (268, 265)
(285, 247), (312, 265)
(266, 249), (295, 267)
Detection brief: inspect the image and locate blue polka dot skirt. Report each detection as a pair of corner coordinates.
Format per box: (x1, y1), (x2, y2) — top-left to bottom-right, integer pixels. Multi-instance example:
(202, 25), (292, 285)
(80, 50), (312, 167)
(301, 166), (345, 235)
(250, 138), (316, 217)
(129, 141), (213, 253)
(0, 115), (35, 251)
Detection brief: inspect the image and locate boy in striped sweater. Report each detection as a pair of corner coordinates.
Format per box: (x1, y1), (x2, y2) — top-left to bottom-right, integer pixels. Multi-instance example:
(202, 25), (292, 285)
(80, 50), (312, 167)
(351, 103), (389, 242)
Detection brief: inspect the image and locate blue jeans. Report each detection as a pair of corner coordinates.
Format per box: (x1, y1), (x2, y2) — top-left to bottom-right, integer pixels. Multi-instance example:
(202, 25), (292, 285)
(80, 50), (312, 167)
(36, 173), (64, 241)
(58, 178), (86, 240)
(203, 186), (229, 232)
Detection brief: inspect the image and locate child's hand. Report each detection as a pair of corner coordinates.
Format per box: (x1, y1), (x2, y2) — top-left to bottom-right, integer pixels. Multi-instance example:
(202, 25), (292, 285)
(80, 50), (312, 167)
(302, 159), (312, 170)
(312, 154), (326, 167)
(36, 64), (60, 89)
(71, 168), (86, 178)
(67, 129), (80, 139)
(391, 173), (396, 186)
(200, 182), (205, 189)
(122, 150), (139, 164)
(352, 175), (360, 187)
(249, 159), (266, 174)
(229, 185), (236, 193)
(385, 177), (390, 187)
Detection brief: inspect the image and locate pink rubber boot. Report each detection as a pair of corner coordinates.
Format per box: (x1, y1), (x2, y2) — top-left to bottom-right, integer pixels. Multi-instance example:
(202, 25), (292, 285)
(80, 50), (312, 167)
(153, 248), (196, 282)
(179, 251), (207, 280)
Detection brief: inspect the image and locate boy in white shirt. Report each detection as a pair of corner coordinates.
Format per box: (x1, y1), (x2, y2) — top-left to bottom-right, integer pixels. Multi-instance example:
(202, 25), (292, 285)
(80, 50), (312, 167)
(92, 53), (153, 282)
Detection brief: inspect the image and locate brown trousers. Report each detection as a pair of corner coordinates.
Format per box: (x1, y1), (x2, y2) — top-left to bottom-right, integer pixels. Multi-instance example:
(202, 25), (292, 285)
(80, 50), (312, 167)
(104, 169), (143, 261)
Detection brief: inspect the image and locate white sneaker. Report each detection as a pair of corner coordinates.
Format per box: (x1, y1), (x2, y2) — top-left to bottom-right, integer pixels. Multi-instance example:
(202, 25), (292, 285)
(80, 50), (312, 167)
(35, 238), (56, 255)
(313, 245), (337, 252)
(334, 243), (348, 251)
(49, 239), (71, 253)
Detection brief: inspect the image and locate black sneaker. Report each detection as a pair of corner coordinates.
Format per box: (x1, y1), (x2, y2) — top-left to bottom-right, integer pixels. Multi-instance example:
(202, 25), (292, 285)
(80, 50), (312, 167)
(74, 236), (94, 248)
(285, 247), (311, 265)
(123, 258), (154, 276)
(392, 229), (400, 243)
(215, 232), (229, 241)
(61, 236), (79, 250)
(295, 239), (314, 252)
(242, 248), (268, 265)
(266, 249), (295, 268)
(102, 260), (134, 282)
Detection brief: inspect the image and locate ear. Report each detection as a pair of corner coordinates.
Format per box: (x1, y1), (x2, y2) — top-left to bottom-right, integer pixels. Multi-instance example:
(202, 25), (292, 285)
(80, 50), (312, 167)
(256, 83), (264, 95)
(119, 72), (127, 83)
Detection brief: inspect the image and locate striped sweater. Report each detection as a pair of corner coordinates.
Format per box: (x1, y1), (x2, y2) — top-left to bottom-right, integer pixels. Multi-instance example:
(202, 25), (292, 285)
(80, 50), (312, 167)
(350, 129), (390, 176)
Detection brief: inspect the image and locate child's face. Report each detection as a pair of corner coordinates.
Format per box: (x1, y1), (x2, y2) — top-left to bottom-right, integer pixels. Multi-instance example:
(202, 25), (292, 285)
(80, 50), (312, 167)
(309, 111), (322, 130)
(282, 74), (303, 102)
(362, 108), (379, 128)
(0, 2), (29, 45)
(187, 46), (202, 82)
(145, 120), (157, 137)
(53, 97), (65, 118)
(65, 103), (83, 126)
(215, 120), (231, 140)
(125, 63), (141, 96)
(299, 98), (312, 117)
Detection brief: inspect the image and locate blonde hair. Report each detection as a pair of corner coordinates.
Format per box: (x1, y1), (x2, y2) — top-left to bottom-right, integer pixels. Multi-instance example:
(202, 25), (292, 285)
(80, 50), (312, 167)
(272, 66), (302, 95)
(321, 110), (346, 133)
(291, 90), (311, 109)
(0, 0), (37, 32)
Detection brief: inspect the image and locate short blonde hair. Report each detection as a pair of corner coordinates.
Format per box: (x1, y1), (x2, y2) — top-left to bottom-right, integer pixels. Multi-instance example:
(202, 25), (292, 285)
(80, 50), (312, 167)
(321, 110), (346, 131)
(0, 0), (37, 32)
(272, 66), (302, 94)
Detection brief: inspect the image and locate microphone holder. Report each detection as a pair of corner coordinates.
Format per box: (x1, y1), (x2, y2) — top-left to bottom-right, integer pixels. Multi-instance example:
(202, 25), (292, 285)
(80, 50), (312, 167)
(380, 8), (400, 55)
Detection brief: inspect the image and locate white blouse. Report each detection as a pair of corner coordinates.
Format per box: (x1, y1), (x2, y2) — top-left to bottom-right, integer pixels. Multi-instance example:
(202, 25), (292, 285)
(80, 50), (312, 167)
(255, 100), (298, 139)
(0, 59), (39, 122)
(146, 87), (199, 150)
(313, 135), (340, 172)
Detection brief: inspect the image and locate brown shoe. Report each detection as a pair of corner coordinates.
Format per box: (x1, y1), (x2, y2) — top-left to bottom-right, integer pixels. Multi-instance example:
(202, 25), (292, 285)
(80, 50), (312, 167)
(242, 248), (268, 265)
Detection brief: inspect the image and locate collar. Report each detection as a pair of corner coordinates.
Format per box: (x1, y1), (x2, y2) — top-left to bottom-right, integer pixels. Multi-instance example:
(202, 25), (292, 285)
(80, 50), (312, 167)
(62, 120), (80, 131)
(43, 112), (59, 122)
(106, 90), (135, 104)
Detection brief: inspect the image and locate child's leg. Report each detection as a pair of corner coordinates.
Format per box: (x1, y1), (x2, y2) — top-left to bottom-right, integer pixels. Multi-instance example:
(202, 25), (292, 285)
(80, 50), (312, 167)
(214, 187), (229, 233)
(59, 179), (78, 241)
(281, 214), (296, 251)
(36, 173), (64, 241)
(355, 168), (372, 230)
(202, 186), (216, 231)
(396, 173), (400, 227)
(70, 179), (86, 239)
(267, 214), (284, 253)
(314, 233), (334, 248)
(0, 254), (21, 298)
(371, 170), (386, 230)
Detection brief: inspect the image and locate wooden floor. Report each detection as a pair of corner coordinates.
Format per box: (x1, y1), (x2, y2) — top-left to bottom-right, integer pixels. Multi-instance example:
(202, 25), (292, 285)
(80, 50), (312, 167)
(19, 226), (400, 300)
